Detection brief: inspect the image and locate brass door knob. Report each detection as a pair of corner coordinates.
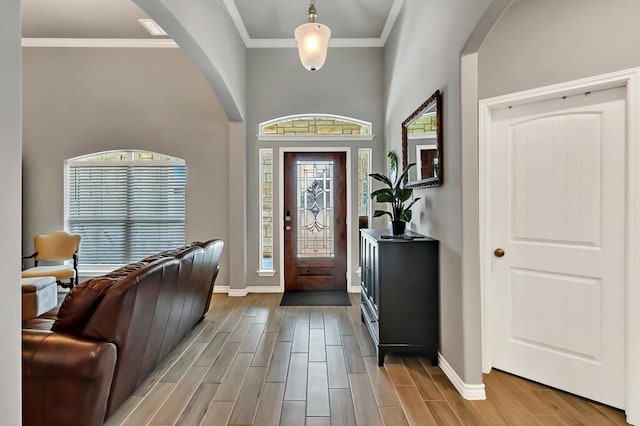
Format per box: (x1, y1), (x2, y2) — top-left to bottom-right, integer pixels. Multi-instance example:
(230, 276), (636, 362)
(494, 248), (505, 258)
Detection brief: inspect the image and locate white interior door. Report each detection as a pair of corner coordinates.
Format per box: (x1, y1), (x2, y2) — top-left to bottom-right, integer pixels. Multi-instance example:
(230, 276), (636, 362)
(489, 86), (626, 408)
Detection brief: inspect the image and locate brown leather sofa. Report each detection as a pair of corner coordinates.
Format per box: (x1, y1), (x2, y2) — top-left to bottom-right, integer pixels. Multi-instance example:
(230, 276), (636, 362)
(22, 239), (224, 426)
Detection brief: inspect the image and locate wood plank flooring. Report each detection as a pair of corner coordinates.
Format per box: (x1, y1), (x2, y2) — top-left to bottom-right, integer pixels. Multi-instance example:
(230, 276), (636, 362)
(104, 293), (629, 426)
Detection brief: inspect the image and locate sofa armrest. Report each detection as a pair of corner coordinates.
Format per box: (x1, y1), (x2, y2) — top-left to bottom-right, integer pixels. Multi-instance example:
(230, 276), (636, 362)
(22, 330), (117, 426)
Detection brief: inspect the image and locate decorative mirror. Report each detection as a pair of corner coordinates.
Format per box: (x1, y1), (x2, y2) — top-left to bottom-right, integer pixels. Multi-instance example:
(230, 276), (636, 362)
(402, 90), (442, 188)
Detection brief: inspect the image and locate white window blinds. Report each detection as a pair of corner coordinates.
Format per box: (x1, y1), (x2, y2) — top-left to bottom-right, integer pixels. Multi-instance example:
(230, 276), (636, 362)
(66, 163), (186, 265)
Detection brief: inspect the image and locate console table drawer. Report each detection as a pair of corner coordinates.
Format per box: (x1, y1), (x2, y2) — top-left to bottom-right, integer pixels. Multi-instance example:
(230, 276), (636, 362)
(361, 289), (378, 321)
(361, 298), (379, 342)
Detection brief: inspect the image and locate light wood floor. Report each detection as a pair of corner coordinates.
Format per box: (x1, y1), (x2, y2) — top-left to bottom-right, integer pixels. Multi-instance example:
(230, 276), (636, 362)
(104, 293), (629, 426)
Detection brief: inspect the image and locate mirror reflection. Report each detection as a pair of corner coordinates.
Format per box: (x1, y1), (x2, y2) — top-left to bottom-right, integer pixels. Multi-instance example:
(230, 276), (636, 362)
(402, 90), (442, 188)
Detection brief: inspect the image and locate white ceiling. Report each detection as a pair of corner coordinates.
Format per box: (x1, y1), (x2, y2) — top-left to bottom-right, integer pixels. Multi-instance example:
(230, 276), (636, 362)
(22, 0), (163, 39)
(22, 0), (403, 47)
(233, 0), (395, 39)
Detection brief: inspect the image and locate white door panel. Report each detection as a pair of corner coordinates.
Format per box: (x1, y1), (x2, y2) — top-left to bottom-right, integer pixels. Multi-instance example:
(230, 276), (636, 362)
(490, 87), (626, 408)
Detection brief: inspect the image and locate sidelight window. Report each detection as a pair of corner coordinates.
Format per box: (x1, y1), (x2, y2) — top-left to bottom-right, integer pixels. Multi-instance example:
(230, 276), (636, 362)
(259, 149), (274, 273)
(357, 148), (372, 222)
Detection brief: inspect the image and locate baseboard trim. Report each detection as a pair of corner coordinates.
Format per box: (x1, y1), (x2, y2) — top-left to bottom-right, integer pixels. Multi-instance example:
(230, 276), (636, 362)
(438, 353), (486, 400)
(228, 288), (249, 297)
(215, 286), (356, 296)
(245, 286), (283, 294)
(214, 285), (283, 296)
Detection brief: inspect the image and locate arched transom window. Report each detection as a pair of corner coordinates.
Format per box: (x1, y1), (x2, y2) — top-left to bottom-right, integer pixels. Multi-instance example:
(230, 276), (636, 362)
(259, 114), (372, 140)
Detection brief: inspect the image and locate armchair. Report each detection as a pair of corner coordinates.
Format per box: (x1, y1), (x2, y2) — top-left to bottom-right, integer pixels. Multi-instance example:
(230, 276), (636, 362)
(22, 230), (81, 289)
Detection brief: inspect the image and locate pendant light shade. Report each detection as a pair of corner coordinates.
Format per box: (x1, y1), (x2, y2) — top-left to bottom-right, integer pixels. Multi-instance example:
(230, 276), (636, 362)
(295, 2), (331, 71)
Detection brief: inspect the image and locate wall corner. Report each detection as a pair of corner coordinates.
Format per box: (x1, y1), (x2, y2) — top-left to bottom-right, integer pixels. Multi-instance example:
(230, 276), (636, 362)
(228, 122), (247, 291)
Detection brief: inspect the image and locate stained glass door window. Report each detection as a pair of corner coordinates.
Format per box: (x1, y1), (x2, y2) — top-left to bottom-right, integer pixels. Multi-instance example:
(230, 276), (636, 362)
(296, 160), (335, 258)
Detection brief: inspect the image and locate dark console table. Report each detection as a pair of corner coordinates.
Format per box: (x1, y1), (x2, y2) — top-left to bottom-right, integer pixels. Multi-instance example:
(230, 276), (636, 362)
(360, 228), (440, 366)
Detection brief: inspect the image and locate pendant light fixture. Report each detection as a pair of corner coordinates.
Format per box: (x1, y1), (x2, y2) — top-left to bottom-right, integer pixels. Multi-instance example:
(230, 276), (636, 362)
(294, 0), (331, 71)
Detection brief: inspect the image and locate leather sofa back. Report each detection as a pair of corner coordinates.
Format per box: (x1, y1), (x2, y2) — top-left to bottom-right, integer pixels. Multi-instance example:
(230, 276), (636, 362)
(48, 240), (223, 418)
(198, 239), (225, 319)
(82, 257), (180, 415)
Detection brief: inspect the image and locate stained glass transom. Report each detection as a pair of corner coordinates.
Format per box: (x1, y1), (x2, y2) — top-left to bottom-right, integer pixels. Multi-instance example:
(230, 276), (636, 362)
(297, 160), (335, 258)
(259, 114), (372, 137)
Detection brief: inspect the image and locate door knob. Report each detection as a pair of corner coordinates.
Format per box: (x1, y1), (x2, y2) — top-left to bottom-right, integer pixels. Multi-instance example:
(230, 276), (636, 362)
(285, 225), (292, 231)
(494, 248), (505, 258)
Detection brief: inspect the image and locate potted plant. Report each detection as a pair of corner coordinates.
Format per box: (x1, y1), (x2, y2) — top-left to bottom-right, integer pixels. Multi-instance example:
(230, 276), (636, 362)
(369, 162), (421, 235)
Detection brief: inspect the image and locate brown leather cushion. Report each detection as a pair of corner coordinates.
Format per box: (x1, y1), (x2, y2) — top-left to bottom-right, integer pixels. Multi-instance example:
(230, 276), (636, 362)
(22, 318), (55, 331)
(52, 277), (119, 335)
(52, 261), (162, 335)
(40, 306), (60, 319)
(141, 243), (199, 262)
(52, 260), (163, 335)
(103, 262), (150, 277)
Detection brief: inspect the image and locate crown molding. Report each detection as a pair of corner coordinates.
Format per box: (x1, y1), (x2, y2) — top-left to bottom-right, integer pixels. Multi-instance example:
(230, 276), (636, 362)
(380, 0), (404, 44)
(222, 0), (252, 46)
(247, 37), (384, 49)
(21, 38), (179, 48)
(22, 0), (403, 50)
(222, 0), (403, 49)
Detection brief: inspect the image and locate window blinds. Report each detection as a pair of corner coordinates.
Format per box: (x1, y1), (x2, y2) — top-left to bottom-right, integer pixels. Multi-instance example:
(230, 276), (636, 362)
(66, 165), (186, 265)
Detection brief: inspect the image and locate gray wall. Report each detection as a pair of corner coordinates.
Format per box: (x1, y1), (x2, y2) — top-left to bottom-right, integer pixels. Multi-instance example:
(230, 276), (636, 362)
(479, 0), (640, 99)
(0, 0), (22, 422)
(134, 0), (247, 121)
(22, 47), (231, 285)
(384, 0), (491, 384)
(245, 48), (385, 288)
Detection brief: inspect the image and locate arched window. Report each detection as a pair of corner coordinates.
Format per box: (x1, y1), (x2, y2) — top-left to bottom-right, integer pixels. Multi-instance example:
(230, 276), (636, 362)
(64, 150), (186, 268)
(258, 114), (373, 140)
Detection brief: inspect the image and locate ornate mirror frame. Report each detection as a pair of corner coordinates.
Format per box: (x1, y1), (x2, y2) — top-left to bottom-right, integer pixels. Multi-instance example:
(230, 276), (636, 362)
(402, 90), (443, 188)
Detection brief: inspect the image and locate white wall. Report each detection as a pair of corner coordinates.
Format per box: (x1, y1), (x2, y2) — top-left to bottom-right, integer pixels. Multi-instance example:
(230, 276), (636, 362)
(479, 0), (640, 99)
(384, 0), (491, 384)
(245, 48), (385, 289)
(0, 0), (22, 423)
(22, 47), (231, 285)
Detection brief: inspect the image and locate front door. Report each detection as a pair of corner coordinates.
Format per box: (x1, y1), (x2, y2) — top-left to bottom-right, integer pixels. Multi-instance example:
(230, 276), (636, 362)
(489, 87), (626, 408)
(284, 152), (347, 291)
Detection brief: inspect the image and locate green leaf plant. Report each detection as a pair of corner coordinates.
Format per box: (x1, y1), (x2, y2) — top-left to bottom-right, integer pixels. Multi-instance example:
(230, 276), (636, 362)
(369, 162), (421, 223)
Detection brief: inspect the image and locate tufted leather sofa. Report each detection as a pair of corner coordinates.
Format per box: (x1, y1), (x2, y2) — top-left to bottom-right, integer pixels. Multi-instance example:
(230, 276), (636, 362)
(22, 239), (224, 426)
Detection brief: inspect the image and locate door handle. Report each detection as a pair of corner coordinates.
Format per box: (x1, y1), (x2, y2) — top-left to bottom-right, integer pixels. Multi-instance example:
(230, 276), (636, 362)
(494, 248), (505, 258)
(285, 225), (291, 231)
